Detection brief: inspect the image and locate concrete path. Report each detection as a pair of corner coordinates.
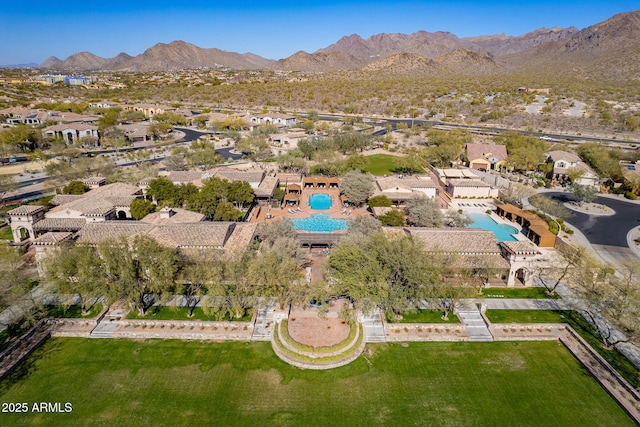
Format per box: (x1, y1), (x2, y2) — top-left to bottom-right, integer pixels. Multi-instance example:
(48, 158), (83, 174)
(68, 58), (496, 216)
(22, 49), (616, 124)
(457, 303), (493, 342)
(251, 298), (277, 341)
(0, 284), (53, 332)
(360, 309), (386, 343)
(476, 298), (569, 310)
(90, 309), (124, 338)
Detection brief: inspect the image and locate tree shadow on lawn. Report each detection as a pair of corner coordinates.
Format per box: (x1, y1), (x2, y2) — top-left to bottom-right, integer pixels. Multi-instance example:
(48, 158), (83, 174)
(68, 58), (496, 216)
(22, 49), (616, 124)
(0, 338), (62, 393)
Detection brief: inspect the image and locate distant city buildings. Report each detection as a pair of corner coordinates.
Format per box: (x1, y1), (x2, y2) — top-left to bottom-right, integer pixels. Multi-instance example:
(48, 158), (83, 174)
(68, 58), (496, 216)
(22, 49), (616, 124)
(35, 74), (96, 85)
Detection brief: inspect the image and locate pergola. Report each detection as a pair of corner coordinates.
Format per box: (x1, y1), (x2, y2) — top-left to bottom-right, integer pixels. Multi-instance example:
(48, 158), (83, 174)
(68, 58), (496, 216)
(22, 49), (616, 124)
(283, 193), (300, 206)
(286, 183), (301, 194)
(495, 203), (556, 247)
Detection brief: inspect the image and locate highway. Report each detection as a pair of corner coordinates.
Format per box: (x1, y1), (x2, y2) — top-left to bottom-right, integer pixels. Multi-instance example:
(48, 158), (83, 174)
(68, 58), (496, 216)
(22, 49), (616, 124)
(309, 112), (640, 148)
(2, 127), (243, 203)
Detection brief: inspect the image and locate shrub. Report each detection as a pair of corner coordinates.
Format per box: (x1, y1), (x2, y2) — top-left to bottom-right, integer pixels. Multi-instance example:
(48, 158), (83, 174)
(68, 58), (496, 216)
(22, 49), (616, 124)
(379, 210), (404, 226)
(624, 192), (637, 200)
(368, 195), (392, 207)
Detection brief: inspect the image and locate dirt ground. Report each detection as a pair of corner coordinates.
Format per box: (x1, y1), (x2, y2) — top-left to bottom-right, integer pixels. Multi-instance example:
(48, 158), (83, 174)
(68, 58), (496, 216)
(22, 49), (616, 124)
(287, 299), (350, 348)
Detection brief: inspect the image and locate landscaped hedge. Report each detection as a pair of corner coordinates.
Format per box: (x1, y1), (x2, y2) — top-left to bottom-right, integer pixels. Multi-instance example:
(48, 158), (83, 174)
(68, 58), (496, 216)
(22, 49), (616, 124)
(273, 324), (364, 365)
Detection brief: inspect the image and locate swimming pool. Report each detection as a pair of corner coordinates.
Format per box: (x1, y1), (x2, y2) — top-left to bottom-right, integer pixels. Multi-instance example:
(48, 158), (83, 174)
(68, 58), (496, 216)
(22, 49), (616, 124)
(466, 213), (518, 242)
(293, 214), (347, 232)
(309, 193), (332, 210)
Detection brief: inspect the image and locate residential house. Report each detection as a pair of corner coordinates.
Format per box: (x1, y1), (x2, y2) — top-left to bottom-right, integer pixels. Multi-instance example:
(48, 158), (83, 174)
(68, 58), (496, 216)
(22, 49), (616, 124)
(373, 176), (437, 205)
(546, 150), (599, 187)
(445, 179), (498, 199)
(42, 123), (99, 144)
(250, 113), (296, 128)
(121, 104), (176, 119)
(466, 143), (508, 171)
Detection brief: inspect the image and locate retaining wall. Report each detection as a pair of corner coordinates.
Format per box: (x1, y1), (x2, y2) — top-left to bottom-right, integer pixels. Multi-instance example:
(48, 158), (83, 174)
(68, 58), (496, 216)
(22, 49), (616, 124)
(115, 319), (254, 341)
(384, 323), (468, 342)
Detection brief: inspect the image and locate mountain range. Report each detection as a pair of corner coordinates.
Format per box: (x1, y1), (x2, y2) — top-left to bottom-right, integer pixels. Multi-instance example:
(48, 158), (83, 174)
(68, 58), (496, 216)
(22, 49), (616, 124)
(36, 9), (640, 79)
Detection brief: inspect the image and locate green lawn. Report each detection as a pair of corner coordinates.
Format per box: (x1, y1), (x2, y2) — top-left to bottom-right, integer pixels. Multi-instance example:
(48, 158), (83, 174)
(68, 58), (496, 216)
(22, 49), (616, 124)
(126, 306), (253, 322)
(362, 154), (425, 176)
(45, 304), (103, 319)
(0, 225), (13, 241)
(391, 309), (460, 323)
(485, 309), (568, 324)
(482, 287), (561, 299)
(486, 309), (640, 389)
(362, 154), (399, 175)
(0, 339), (633, 426)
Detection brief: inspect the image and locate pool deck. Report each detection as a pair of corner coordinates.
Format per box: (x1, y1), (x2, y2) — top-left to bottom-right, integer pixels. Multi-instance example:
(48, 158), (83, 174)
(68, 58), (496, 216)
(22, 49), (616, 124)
(454, 201), (529, 243)
(251, 188), (371, 225)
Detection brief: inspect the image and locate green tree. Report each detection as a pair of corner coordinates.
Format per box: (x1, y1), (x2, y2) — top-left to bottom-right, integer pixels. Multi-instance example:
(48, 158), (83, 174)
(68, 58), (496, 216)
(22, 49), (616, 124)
(62, 180), (88, 195)
(256, 218), (297, 247)
(0, 124), (41, 152)
(213, 201), (241, 221)
(379, 210), (405, 226)
(149, 122), (173, 140)
(146, 177), (178, 205)
(328, 236), (388, 313)
(495, 132), (547, 172)
(404, 197), (443, 227)
(100, 134), (131, 154)
(0, 174), (16, 206)
(368, 195), (392, 208)
(276, 151), (308, 173)
(43, 243), (105, 315)
(186, 139), (223, 170)
(246, 247), (305, 308)
(228, 181), (255, 209)
(97, 236), (180, 315)
(392, 155), (425, 174)
(178, 255), (217, 317)
(340, 170), (374, 206)
(571, 183), (598, 205)
(130, 199), (156, 220)
(346, 215), (382, 240)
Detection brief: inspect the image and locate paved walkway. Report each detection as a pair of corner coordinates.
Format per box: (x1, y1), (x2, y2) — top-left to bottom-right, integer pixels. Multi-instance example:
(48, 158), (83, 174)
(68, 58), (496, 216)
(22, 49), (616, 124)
(457, 304), (493, 342)
(251, 298), (277, 341)
(360, 309), (386, 342)
(0, 284), (53, 333)
(475, 298), (569, 310)
(90, 309), (124, 338)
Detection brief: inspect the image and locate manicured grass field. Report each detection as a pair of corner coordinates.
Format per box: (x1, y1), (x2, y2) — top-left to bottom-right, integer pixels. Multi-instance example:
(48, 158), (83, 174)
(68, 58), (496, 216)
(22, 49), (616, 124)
(0, 339), (633, 426)
(126, 306), (253, 322)
(391, 309), (460, 323)
(362, 154), (424, 176)
(362, 154), (399, 175)
(486, 310), (640, 389)
(482, 287), (561, 299)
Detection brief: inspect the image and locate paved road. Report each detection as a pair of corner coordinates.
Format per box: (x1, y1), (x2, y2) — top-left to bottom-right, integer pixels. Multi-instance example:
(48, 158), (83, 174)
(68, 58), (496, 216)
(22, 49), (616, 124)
(544, 191), (640, 265)
(545, 192), (640, 247)
(2, 127), (245, 202)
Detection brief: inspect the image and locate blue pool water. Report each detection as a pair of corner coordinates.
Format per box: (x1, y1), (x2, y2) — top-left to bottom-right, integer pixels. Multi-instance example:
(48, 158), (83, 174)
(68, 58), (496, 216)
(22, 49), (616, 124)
(309, 193), (332, 210)
(293, 214), (347, 232)
(466, 213), (518, 242)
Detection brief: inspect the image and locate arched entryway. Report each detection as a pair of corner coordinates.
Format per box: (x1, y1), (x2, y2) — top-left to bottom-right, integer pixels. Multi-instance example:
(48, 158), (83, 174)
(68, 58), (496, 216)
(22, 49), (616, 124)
(16, 227), (30, 241)
(515, 267), (532, 286)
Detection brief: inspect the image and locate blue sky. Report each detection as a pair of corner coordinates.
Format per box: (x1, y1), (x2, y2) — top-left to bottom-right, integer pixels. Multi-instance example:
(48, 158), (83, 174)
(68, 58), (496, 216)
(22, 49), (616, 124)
(1, 1), (638, 65)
